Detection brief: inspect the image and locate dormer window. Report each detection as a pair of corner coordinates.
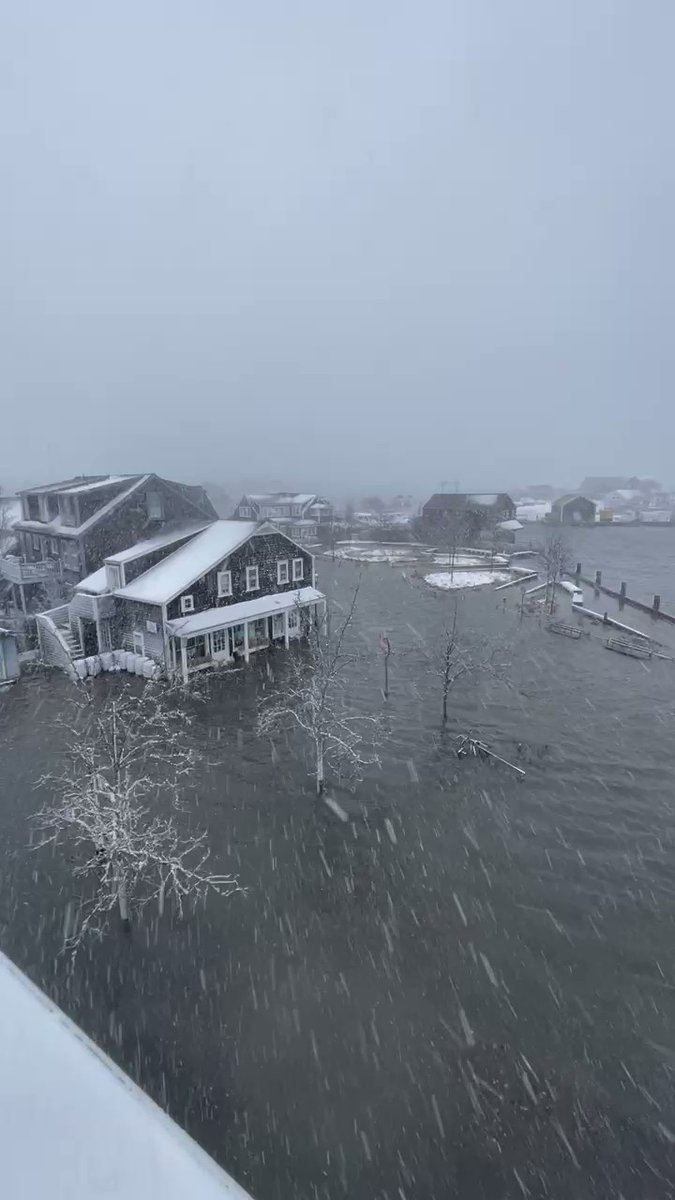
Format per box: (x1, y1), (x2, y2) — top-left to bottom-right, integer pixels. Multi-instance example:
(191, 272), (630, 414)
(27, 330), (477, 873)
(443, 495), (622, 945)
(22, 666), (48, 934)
(106, 563), (123, 590)
(147, 491), (164, 520)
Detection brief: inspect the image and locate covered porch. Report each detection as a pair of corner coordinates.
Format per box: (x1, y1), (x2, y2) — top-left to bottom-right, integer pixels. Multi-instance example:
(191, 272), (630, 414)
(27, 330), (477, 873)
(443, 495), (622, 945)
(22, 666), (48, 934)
(166, 586), (326, 683)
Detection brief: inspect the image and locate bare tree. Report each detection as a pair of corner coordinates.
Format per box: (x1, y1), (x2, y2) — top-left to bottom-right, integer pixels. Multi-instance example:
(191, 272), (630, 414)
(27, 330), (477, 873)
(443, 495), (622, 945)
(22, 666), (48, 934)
(540, 533), (573, 614)
(34, 678), (239, 947)
(257, 587), (382, 794)
(431, 597), (509, 723)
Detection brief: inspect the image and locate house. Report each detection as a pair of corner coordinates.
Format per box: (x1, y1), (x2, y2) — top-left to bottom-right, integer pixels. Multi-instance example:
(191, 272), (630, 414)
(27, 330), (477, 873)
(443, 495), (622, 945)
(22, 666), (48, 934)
(422, 493), (516, 526)
(4, 475), (218, 606)
(0, 627), (20, 685)
(550, 494), (596, 525)
(49, 520), (326, 682)
(68, 521), (213, 658)
(231, 493), (333, 543)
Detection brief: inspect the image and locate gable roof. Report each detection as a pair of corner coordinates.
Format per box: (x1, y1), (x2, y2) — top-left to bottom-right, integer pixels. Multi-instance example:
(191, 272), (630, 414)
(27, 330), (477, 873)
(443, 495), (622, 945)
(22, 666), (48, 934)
(15, 476), (151, 538)
(552, 493), (595, 508)
(105, 521), (212, 565)
(14, 474), (217, 539)
(115, 520), (259, 605)
(116, 520), (311, 606)
(424, 492), (513, 511)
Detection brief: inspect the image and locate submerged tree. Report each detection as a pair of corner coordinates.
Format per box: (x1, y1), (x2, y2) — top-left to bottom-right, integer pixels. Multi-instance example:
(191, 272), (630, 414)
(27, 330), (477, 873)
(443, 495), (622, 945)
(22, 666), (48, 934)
(541, 533), (573, 614)
(34, 678), (239, 947)
(431, 597), (509, 723)
(257, 587), (382, 794)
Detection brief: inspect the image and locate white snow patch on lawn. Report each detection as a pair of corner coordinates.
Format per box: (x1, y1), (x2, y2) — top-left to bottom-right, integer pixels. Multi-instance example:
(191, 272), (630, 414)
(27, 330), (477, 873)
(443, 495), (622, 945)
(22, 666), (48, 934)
(424, 571), (510, 590)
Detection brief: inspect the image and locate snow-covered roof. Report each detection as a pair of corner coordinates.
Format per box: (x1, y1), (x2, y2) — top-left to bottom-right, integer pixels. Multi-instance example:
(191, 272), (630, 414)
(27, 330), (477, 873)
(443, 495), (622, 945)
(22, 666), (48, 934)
(59, 475), (135, 495)
(0, 950), (251, 1199)
(15, 476), (150, 538)
(167, 586), (324, 637)
(247, 493), (316, 506)
(115, 520), (260, 605)
(75, 565), (109, 595)
(106, 521), (211, 564)
(498, 518), (523, 530)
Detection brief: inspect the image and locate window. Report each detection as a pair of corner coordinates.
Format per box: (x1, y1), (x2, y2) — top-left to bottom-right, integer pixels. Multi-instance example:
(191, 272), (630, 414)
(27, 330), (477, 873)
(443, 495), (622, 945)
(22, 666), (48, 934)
(132, 631), (145, 656)
(212, 628), (228, 655)
(146, 620), (158, 634)
(292, 558), (304, 581)
(277, 559), (289, 584)
(147, 491), (164, 520)
(106, 563), (123, 590)
(217, 570), (232, 598)
(181, 594), (195, 613)
(239, 506), (252, 518)
(288, 608), (299, 629)
(246, 565), (259, 591)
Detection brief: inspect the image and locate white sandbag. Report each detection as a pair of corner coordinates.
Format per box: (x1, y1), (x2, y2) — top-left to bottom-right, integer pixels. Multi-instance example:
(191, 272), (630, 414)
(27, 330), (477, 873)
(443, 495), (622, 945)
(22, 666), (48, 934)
(100, 652), (114, 672)
(133, 654), (145, 676)
(73, 658), (87, 680)
(122, 651), (135, 672)
(142, 658), (155, 678)
(112, 648), (126, 670)
(85, 656), (98, 677)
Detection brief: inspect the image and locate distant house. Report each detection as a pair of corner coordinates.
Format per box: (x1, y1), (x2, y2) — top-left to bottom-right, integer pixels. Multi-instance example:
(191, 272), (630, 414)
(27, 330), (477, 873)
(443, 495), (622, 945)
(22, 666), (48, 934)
(3, 475), (217, 604)
(550, 494), (596, 525)
(422, 493), (516, 525)
(231, 493), (332, 543)
(578, 476), (630, 498)
(0, 627), (20, 685)
(48, 520), (326, 681)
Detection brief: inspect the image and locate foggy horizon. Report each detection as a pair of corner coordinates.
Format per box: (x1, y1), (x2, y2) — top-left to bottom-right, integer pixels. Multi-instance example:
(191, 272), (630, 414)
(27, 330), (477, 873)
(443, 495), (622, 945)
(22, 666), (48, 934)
(3, 1), (674, 496)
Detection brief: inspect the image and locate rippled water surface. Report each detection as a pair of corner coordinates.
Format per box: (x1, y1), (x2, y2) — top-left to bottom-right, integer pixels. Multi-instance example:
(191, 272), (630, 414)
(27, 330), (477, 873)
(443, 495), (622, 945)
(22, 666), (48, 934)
(2, 539), (675, 1199)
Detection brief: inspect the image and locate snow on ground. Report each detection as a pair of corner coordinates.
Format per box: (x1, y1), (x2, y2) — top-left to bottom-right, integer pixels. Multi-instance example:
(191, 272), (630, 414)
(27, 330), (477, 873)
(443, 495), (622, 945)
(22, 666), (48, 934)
(332, 543), (421, 563)
(431, 553), (508, 567)
(0, 950), (251, 1198)
(424, 570), (510, 590)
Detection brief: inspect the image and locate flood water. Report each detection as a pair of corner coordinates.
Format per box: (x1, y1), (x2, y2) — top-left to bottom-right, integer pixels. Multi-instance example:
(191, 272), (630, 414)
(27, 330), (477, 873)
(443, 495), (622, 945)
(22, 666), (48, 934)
(2, 534), (675, 1199)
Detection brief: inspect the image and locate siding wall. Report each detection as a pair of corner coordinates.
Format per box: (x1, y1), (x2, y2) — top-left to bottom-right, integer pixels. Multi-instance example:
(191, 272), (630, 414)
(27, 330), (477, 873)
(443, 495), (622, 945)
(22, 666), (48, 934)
(82, 478), (211, 575)
(113, 600), (166, 664)
(165, 532), (313, 622)
(122, 533), (200, 586)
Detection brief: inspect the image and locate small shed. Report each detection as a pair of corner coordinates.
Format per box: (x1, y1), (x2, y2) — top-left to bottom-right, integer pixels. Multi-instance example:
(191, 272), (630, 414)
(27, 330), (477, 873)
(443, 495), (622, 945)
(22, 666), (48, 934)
(551, 494), (596, 525)
(0, 627), (20, 685)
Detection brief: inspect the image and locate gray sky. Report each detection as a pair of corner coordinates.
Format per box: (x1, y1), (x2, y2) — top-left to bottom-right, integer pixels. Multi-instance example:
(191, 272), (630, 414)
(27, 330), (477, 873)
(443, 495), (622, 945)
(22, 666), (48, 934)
(2, 0), (674, 497)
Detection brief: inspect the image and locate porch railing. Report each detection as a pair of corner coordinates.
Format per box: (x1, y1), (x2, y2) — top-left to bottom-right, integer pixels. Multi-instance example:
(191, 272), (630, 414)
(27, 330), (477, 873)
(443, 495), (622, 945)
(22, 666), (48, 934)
(0, 555), (62, 584)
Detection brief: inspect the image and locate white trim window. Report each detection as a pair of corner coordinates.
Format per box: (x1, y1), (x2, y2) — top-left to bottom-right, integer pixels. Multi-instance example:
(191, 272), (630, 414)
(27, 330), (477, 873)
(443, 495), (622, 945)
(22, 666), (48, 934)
(132, 631), (145, 656)
(211, 628), (228, 655)
(239, 506), (252, 518)
(277, 559), (289, 585)
(181, 594), (195, 613)
(292, 557), (304, 581)
(246, 565), (259, 591)
(217, 569), (232, 598)
(288, 608), (299, 630)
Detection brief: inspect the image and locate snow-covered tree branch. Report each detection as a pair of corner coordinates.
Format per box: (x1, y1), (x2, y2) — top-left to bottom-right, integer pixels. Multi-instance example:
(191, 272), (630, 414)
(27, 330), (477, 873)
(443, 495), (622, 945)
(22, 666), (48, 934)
(427, 596), (510, 722)
(34, 677), (239, 947)
(540, 533), (573, 614)
(257, 584), (382, 794)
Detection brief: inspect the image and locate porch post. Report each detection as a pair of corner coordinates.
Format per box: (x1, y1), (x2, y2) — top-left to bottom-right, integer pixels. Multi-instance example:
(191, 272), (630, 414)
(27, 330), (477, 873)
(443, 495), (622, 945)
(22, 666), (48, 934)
(78, 617), (85, 655)
(19, 584), (27, 616)
(244, 621), (250, 663)
(180, 638), (189, 684)
(94, 599), (102, 654)
(284, 609), (289, 649)
(206, 632), (212, 660)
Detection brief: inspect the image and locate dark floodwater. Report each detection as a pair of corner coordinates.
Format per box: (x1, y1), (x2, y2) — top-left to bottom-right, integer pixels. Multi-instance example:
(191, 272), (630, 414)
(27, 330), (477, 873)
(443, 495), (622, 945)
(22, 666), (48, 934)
(515, 523), (675, 615)
(3, 551), (675, 1199)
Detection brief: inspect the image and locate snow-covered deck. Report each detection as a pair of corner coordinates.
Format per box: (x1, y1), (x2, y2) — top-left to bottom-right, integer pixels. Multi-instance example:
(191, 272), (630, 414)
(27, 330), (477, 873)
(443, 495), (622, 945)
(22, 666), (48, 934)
(0, 949), (251, 1199)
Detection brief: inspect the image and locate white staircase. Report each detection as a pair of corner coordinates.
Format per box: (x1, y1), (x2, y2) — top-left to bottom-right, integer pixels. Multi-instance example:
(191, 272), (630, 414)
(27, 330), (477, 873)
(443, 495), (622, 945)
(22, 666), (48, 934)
(55, 618), (82, 659)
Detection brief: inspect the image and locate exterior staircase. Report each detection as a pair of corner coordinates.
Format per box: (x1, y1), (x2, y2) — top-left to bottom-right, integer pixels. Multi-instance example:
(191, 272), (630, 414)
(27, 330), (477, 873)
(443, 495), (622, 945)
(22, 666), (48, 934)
(55, 617), (82, 659)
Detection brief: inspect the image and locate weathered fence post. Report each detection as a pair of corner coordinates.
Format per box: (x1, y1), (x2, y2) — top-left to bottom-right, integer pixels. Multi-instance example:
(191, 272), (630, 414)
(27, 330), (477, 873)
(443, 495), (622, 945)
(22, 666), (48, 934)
(653, 595), (661, 613)
(595, 570), (602, 589)
(619, 582), (626, 607)
(575, 562), (582, 581)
